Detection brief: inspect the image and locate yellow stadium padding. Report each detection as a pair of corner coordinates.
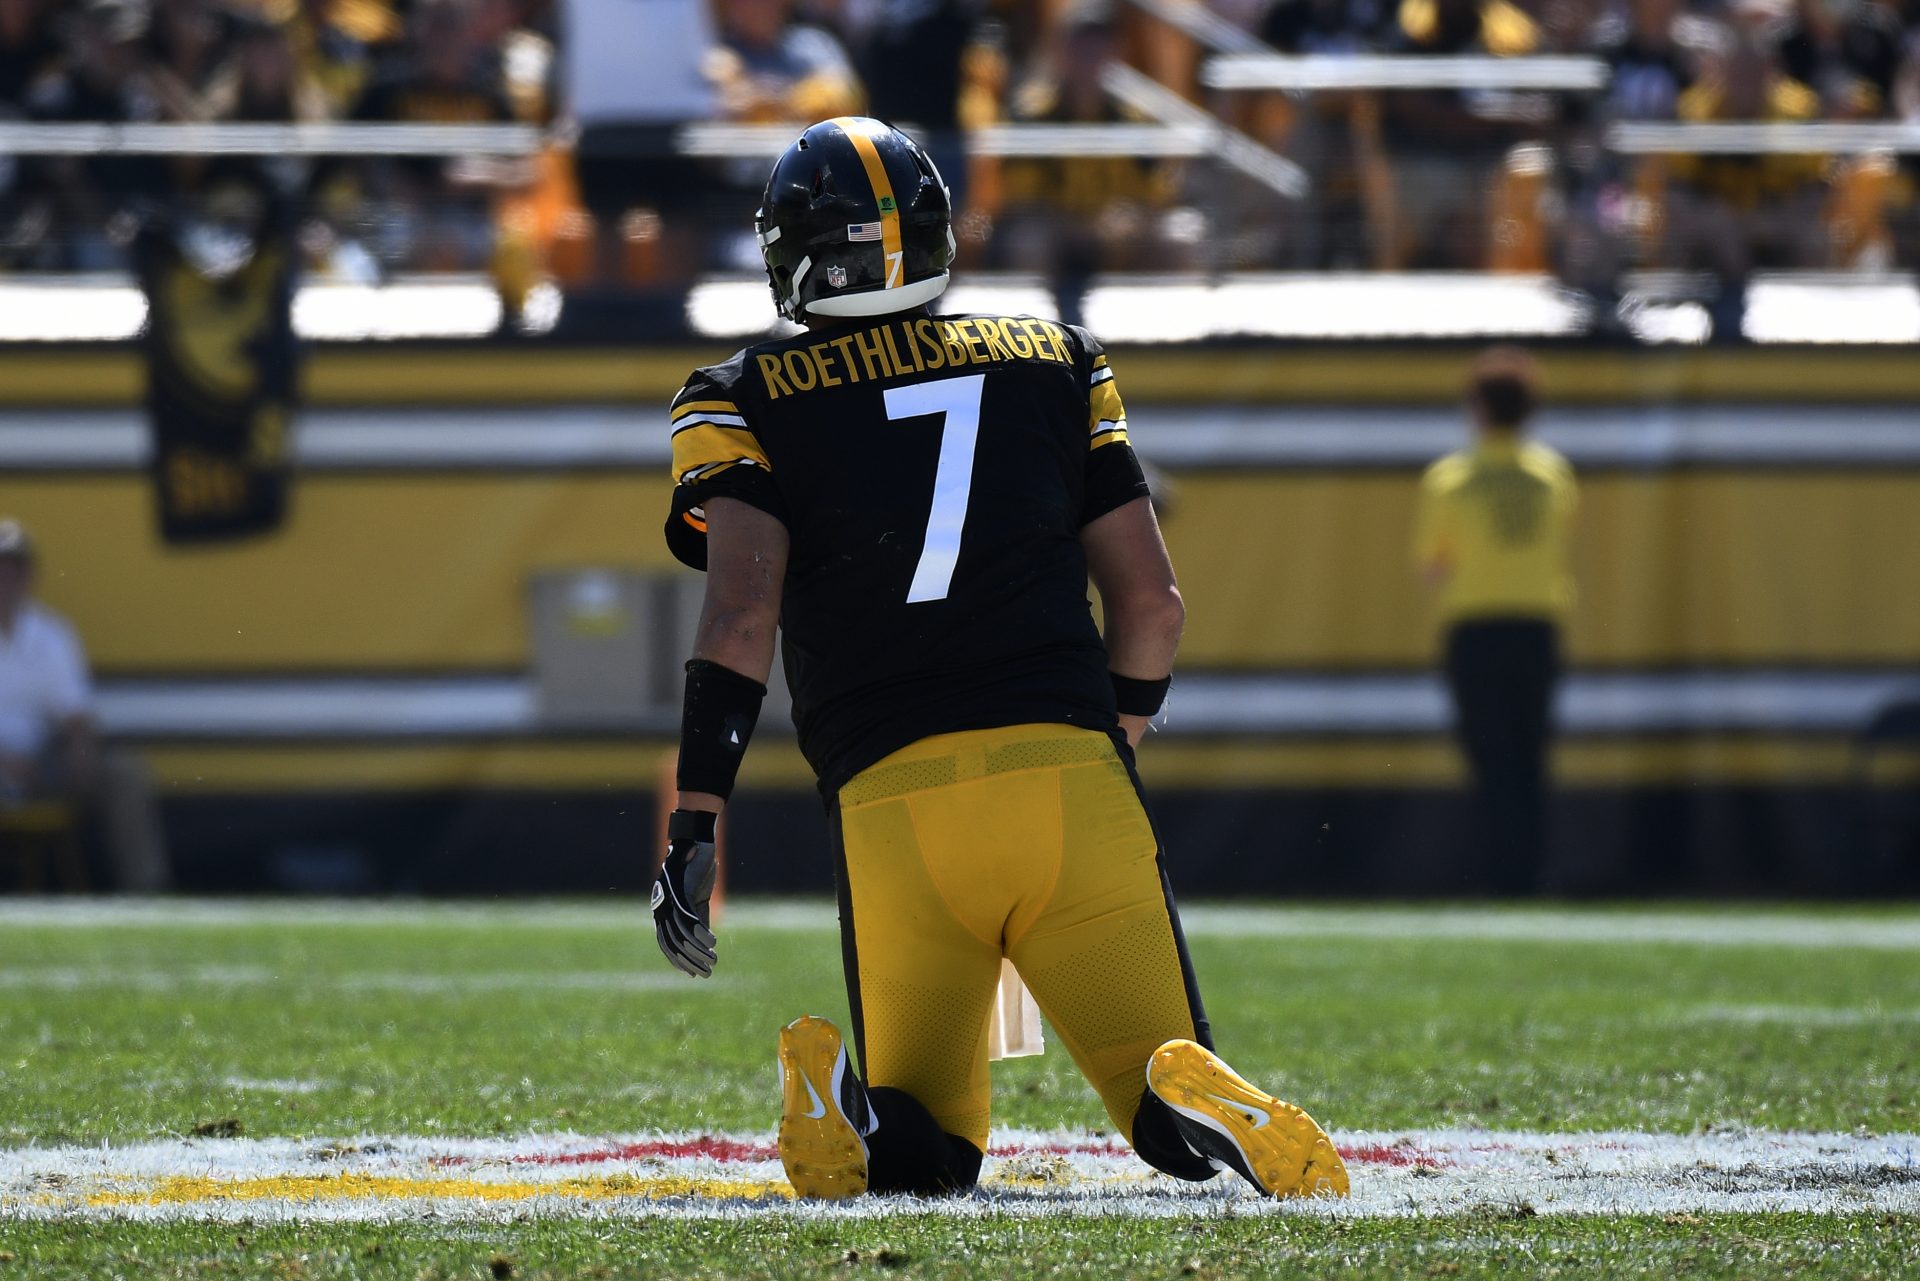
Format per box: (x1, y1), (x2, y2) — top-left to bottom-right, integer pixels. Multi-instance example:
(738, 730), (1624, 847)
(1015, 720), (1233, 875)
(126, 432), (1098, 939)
(1164, 471), (1920, 668)
(132, 735), (1920, 794)
(11, 346), (1920, 407)
(16, 471), (1920, 672)
(15, 474), (684, 671)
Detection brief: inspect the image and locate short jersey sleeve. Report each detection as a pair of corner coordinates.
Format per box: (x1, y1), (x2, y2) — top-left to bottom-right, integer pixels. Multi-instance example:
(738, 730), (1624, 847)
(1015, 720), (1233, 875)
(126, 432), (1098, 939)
(1412, 456), (1458, 570)
(664, 363), (786, 571)
(1071, 327), (1150, 525)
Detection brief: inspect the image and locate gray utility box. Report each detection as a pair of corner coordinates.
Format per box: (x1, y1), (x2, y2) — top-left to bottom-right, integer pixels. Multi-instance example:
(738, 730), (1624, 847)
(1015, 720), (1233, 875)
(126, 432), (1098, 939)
(528, 569), (792, 729)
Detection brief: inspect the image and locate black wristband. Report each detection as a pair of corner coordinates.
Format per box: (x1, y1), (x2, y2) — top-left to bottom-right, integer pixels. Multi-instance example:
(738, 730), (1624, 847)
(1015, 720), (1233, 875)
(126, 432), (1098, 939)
(667, 808), (718, 844)
(677, 659), (768, 800)
(1111, 672), (1172, 718)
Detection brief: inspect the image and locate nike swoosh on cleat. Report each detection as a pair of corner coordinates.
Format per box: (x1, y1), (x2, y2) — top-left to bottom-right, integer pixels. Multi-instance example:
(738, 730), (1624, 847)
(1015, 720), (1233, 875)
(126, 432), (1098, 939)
(801, 1073), (828, 1120)
(1205, 1092), (1268, 1129)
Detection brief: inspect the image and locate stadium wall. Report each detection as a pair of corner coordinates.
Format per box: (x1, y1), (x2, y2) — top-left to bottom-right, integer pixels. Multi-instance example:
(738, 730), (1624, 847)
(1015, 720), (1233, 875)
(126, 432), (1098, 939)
(4, 343), (1916, 895)
(14, 469), (1920, 671)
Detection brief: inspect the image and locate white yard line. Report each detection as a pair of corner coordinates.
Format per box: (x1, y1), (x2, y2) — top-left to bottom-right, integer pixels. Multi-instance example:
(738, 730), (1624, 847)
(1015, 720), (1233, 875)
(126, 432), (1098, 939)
(1176, 907), (1920, 951)
(3, 1129), (1916, 1223)
(0, 899), (654, 931)
(332, 972), (714, 995)
(0, 965), (278, 990)
(5, 899), (1920, 951)
(0, 965), (709, 995)
(218, 1077), (330, 1096)
(1665, 1003), (1920, 1028)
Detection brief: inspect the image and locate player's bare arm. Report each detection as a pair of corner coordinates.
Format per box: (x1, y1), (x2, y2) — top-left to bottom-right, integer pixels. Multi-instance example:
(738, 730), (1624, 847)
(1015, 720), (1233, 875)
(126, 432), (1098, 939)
(677, 497), (789, 816)
(1083, 496), (1184, 748)
(652, 498), (787, 978)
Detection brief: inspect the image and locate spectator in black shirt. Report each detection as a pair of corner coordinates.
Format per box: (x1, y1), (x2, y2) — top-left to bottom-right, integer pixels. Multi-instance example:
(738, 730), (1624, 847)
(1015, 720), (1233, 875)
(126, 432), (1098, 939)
(0, 0), (59, 107)
(708, 0), (862, 123)
(355, 0), (514, 126)
(147, 0), (235, 123)
(1780, 0), (1907, 117)
(34, 0), (165, 267)
(1385, 0), (1542, 266)
(0, 0), (61, 266)
(1261, 0), (1389, 52)
(1599, 0), (1694, 121)
(860, 1), (983, 210)
(351, 0), (515, 270)
(222, 17), (328, 123)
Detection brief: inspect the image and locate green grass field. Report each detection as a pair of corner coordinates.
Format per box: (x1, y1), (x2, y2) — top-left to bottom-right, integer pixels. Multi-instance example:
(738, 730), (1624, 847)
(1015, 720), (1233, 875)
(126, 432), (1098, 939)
(1, 899), (1917, 1278)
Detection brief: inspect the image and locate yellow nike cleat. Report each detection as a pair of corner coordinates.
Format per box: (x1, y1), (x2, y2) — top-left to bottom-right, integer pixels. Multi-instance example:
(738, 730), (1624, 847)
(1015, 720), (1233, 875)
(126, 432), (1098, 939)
(776, 1015), (873, 1199)
(1146, 1039), (1350, 1198)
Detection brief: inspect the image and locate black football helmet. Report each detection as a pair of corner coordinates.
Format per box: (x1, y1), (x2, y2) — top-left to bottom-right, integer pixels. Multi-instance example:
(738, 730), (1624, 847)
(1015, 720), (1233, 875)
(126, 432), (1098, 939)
(755, 117), (955, 322)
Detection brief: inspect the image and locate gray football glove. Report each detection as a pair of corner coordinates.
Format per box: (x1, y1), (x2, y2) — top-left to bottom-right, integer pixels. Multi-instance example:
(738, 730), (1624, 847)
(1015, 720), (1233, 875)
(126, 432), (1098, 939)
(652, 809), (718, 977)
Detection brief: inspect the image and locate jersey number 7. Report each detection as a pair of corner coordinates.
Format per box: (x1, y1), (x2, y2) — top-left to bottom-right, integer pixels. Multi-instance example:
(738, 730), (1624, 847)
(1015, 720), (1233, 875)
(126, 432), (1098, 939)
(885, 373), (985, 605)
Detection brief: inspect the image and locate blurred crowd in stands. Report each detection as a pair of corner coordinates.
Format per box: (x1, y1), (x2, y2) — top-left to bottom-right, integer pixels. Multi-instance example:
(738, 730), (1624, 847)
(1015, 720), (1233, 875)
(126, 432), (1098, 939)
(2, 0), (1919, 328)
(0, 0), (557, 275)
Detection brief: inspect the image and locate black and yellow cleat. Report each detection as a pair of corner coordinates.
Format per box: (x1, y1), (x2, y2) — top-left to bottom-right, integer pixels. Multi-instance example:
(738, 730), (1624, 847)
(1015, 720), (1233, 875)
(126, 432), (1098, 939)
(1146, 1038), (1350, 1199)
(776, 1016), (873, 1199)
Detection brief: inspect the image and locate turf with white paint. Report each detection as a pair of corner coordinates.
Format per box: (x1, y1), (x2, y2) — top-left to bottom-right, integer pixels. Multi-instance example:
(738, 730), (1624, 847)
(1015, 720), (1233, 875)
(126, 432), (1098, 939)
(5, 1129), (1916, 1222)
(6, 900), (1920, 951)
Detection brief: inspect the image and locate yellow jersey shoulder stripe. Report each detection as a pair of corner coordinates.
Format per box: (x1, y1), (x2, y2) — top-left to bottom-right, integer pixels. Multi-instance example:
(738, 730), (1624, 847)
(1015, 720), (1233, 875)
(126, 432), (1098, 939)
(670, 422), (771, 481)
(671, 398), (741, 422)
(1089, 378), (1127, 447)
(679, 458), (766, 485)
(672, 411), (749, 435)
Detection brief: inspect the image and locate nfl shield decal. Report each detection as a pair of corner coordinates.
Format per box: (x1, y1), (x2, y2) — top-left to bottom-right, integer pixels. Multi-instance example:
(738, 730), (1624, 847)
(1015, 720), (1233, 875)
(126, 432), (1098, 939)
(827, 265), (849, 288)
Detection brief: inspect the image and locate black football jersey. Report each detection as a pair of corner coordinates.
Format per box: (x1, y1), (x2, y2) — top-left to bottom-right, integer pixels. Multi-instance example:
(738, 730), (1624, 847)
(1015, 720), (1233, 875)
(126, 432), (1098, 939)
(664, 310), (1148, 796)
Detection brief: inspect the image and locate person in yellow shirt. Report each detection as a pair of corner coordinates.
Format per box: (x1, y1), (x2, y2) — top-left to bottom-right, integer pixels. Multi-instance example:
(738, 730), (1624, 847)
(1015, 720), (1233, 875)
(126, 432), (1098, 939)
(1413, 346), (1576, 895)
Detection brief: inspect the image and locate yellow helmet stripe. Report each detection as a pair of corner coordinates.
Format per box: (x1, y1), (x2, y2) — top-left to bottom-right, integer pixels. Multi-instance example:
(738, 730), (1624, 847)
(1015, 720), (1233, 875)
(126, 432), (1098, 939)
(833, 117), (904, 290)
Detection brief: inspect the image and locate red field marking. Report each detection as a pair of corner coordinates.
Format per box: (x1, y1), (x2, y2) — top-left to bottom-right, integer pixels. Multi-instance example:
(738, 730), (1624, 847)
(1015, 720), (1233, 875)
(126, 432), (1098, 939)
(1338, 1143), (1445, 1168)
(1460, 1138), (1627, 1160)
(984, 1140), (1130, 1159)
(511, 1137), (781, 1166)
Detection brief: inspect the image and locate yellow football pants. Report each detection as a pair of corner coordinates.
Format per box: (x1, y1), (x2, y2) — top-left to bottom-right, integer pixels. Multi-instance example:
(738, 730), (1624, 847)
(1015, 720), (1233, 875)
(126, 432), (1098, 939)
(831, 722), (1207, 1153)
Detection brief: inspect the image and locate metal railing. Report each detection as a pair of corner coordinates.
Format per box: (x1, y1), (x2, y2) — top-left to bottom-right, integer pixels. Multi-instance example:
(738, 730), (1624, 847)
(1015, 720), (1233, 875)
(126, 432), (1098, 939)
(5, 95), (1913, 163)
(1607, 121), (1920, 154)
(1202, 54), (1610, 93)
(1120, 0), (1268, 54)
(669, 120), (1221, 159)
(1098, 63), (1310, 198)
(0, 121), (543, 156)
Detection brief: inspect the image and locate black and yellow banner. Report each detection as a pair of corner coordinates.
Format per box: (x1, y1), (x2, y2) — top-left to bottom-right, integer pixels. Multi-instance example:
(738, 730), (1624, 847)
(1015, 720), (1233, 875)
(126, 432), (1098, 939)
(137, 212), (299, 543)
